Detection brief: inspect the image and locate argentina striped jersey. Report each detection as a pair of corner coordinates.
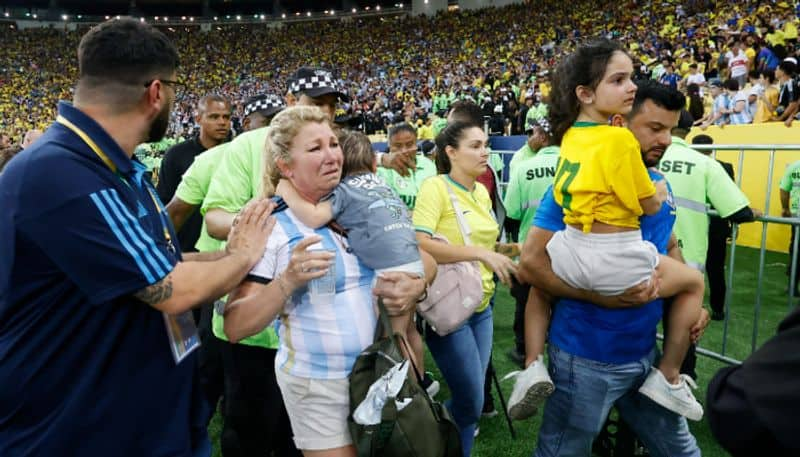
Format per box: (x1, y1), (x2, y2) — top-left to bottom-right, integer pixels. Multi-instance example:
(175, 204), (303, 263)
(249, 209), (377, 379)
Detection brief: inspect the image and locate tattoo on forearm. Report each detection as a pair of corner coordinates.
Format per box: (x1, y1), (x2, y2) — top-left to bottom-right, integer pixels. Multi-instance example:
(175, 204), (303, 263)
(134, 274), (174, 305)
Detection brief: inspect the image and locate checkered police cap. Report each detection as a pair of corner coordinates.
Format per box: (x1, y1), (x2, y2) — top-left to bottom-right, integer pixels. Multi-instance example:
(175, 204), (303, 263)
(244, 94), (285, 118)
(526, 117), (552, 135)
(288, 67), (350, 102)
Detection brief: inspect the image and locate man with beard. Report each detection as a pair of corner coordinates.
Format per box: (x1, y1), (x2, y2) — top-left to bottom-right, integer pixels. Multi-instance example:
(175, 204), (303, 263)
(517, 81), (709, 456)
(0, 18), (274, 456)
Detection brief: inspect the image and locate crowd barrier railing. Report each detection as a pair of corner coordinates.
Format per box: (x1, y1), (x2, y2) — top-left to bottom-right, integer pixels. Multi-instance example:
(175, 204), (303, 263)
(376, 142), (800, 364)
(496, 144), (800, 365)
(689, 144), (800, 365)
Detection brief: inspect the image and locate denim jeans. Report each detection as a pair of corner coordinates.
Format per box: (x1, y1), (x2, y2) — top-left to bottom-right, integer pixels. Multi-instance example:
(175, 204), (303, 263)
(534, 344), (700, 457)
(426, 307), (493, 457)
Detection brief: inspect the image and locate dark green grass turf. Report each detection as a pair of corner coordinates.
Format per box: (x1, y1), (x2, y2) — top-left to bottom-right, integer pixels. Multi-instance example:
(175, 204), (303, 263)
(208, 245), (795, 456)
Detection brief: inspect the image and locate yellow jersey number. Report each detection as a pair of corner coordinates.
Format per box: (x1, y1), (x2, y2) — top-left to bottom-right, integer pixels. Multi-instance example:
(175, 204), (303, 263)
(554, 158), (581, 210)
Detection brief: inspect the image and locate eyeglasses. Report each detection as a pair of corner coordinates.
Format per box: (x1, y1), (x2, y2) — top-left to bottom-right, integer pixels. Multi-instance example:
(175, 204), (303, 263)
(143, 78), (187, 91)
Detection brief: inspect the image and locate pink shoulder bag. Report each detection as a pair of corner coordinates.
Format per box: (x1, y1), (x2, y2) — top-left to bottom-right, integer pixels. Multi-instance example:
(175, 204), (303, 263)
(417, 178), (485, 336)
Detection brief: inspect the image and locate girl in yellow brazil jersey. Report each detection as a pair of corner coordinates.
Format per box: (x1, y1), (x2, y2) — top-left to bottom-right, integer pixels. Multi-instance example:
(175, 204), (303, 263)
(515, 39), (706, 422)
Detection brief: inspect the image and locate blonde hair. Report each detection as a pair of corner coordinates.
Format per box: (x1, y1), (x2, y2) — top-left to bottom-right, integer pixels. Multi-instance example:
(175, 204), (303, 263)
(261, 105), (333, 197)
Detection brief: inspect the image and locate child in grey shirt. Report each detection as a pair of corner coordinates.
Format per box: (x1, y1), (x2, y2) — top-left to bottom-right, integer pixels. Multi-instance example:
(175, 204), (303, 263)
(277, 131), (424, 278)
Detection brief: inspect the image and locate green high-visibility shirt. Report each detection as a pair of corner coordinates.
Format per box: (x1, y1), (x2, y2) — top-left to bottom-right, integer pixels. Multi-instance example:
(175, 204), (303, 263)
(174, 143), (227, 253)
(526, 103), (548, 126)
(433, 118), (448, 136)
(659, 137), (750, 271)
(200, 126), (278, 349)
(377, 153), (437, 210)
(779, 160), (800, 216)
(503, 145), (560, 242)
(202, 127), (268, 214)
(508, 143), (537, 177)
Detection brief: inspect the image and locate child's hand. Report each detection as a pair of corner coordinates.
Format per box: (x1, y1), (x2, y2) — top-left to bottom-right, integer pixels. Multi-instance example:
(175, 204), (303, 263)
(608, 113), (626, 127)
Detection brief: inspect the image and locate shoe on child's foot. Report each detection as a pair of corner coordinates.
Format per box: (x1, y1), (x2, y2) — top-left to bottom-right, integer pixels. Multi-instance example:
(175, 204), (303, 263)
(638, 368), (703, 421)
(420, 372), (440, 398)
(503, 355), (554, 421)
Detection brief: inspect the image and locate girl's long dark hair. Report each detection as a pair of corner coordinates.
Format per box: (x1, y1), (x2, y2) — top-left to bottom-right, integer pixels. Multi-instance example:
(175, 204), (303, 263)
(548, 38), (626, 145)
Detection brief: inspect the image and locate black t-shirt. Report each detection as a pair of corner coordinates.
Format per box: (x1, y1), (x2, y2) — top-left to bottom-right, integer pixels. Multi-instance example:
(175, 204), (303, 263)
(778, 78), (800, 109)
(510, 106), (528, 135)
(156, 137), (207, 253)
(488, 115), (505, 135)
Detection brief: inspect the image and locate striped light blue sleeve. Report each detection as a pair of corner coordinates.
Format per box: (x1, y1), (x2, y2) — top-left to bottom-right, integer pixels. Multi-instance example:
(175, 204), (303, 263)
(89, 188), (173, 284)
(20, 186), (177, 305)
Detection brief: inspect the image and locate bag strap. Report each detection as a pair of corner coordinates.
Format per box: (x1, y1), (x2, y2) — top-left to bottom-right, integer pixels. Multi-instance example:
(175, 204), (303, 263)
(397, 333), (426, 386)
(375, 299), (426, 386)
(441, 176), (473, 246)
(374, 298), (395, 343)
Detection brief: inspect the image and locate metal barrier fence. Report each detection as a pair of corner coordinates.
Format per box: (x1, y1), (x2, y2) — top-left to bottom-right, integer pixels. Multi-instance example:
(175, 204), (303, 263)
(694, 144), (800, 365)
(495, 144), (800, 365)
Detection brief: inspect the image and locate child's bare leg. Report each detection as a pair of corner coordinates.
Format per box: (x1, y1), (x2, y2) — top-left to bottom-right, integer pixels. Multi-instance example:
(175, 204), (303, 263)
(524, 286), (552, 368)
(655, 255), (704, 384)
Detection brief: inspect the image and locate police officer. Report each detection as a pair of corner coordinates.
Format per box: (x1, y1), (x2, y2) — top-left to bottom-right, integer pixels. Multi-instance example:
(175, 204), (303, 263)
(502, 118), (559, 366)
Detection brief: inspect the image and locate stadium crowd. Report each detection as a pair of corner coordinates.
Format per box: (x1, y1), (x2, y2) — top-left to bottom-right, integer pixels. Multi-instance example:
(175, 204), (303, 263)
(1, 0), (799, 153)
(2, 2), (800, 457)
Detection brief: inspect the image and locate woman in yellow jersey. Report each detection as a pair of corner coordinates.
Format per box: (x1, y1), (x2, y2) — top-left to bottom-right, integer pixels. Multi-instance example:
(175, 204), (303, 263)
(528, 39), (705, 422)
(413, 121), (517, 456)
(753, 69), (780, 123)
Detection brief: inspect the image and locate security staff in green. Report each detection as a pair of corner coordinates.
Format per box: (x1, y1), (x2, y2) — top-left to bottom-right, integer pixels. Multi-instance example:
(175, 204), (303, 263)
(508, 117), (550, 177)
(377, 123), (437, 210)
(502, 118), (559, 365)
(779, 159), (800, 295)
(661, 112), (754, 274)
(690, 134), (736, 322)
(659, 95), (757, 379)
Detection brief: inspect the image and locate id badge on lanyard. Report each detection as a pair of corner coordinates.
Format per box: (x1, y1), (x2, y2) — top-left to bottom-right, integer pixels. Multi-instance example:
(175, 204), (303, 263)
(57, 115), (200, 364)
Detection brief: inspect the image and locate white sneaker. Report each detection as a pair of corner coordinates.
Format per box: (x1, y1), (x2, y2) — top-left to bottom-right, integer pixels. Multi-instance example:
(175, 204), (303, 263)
(503, 355), (554, 421)
(638, 368), (704, 421)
